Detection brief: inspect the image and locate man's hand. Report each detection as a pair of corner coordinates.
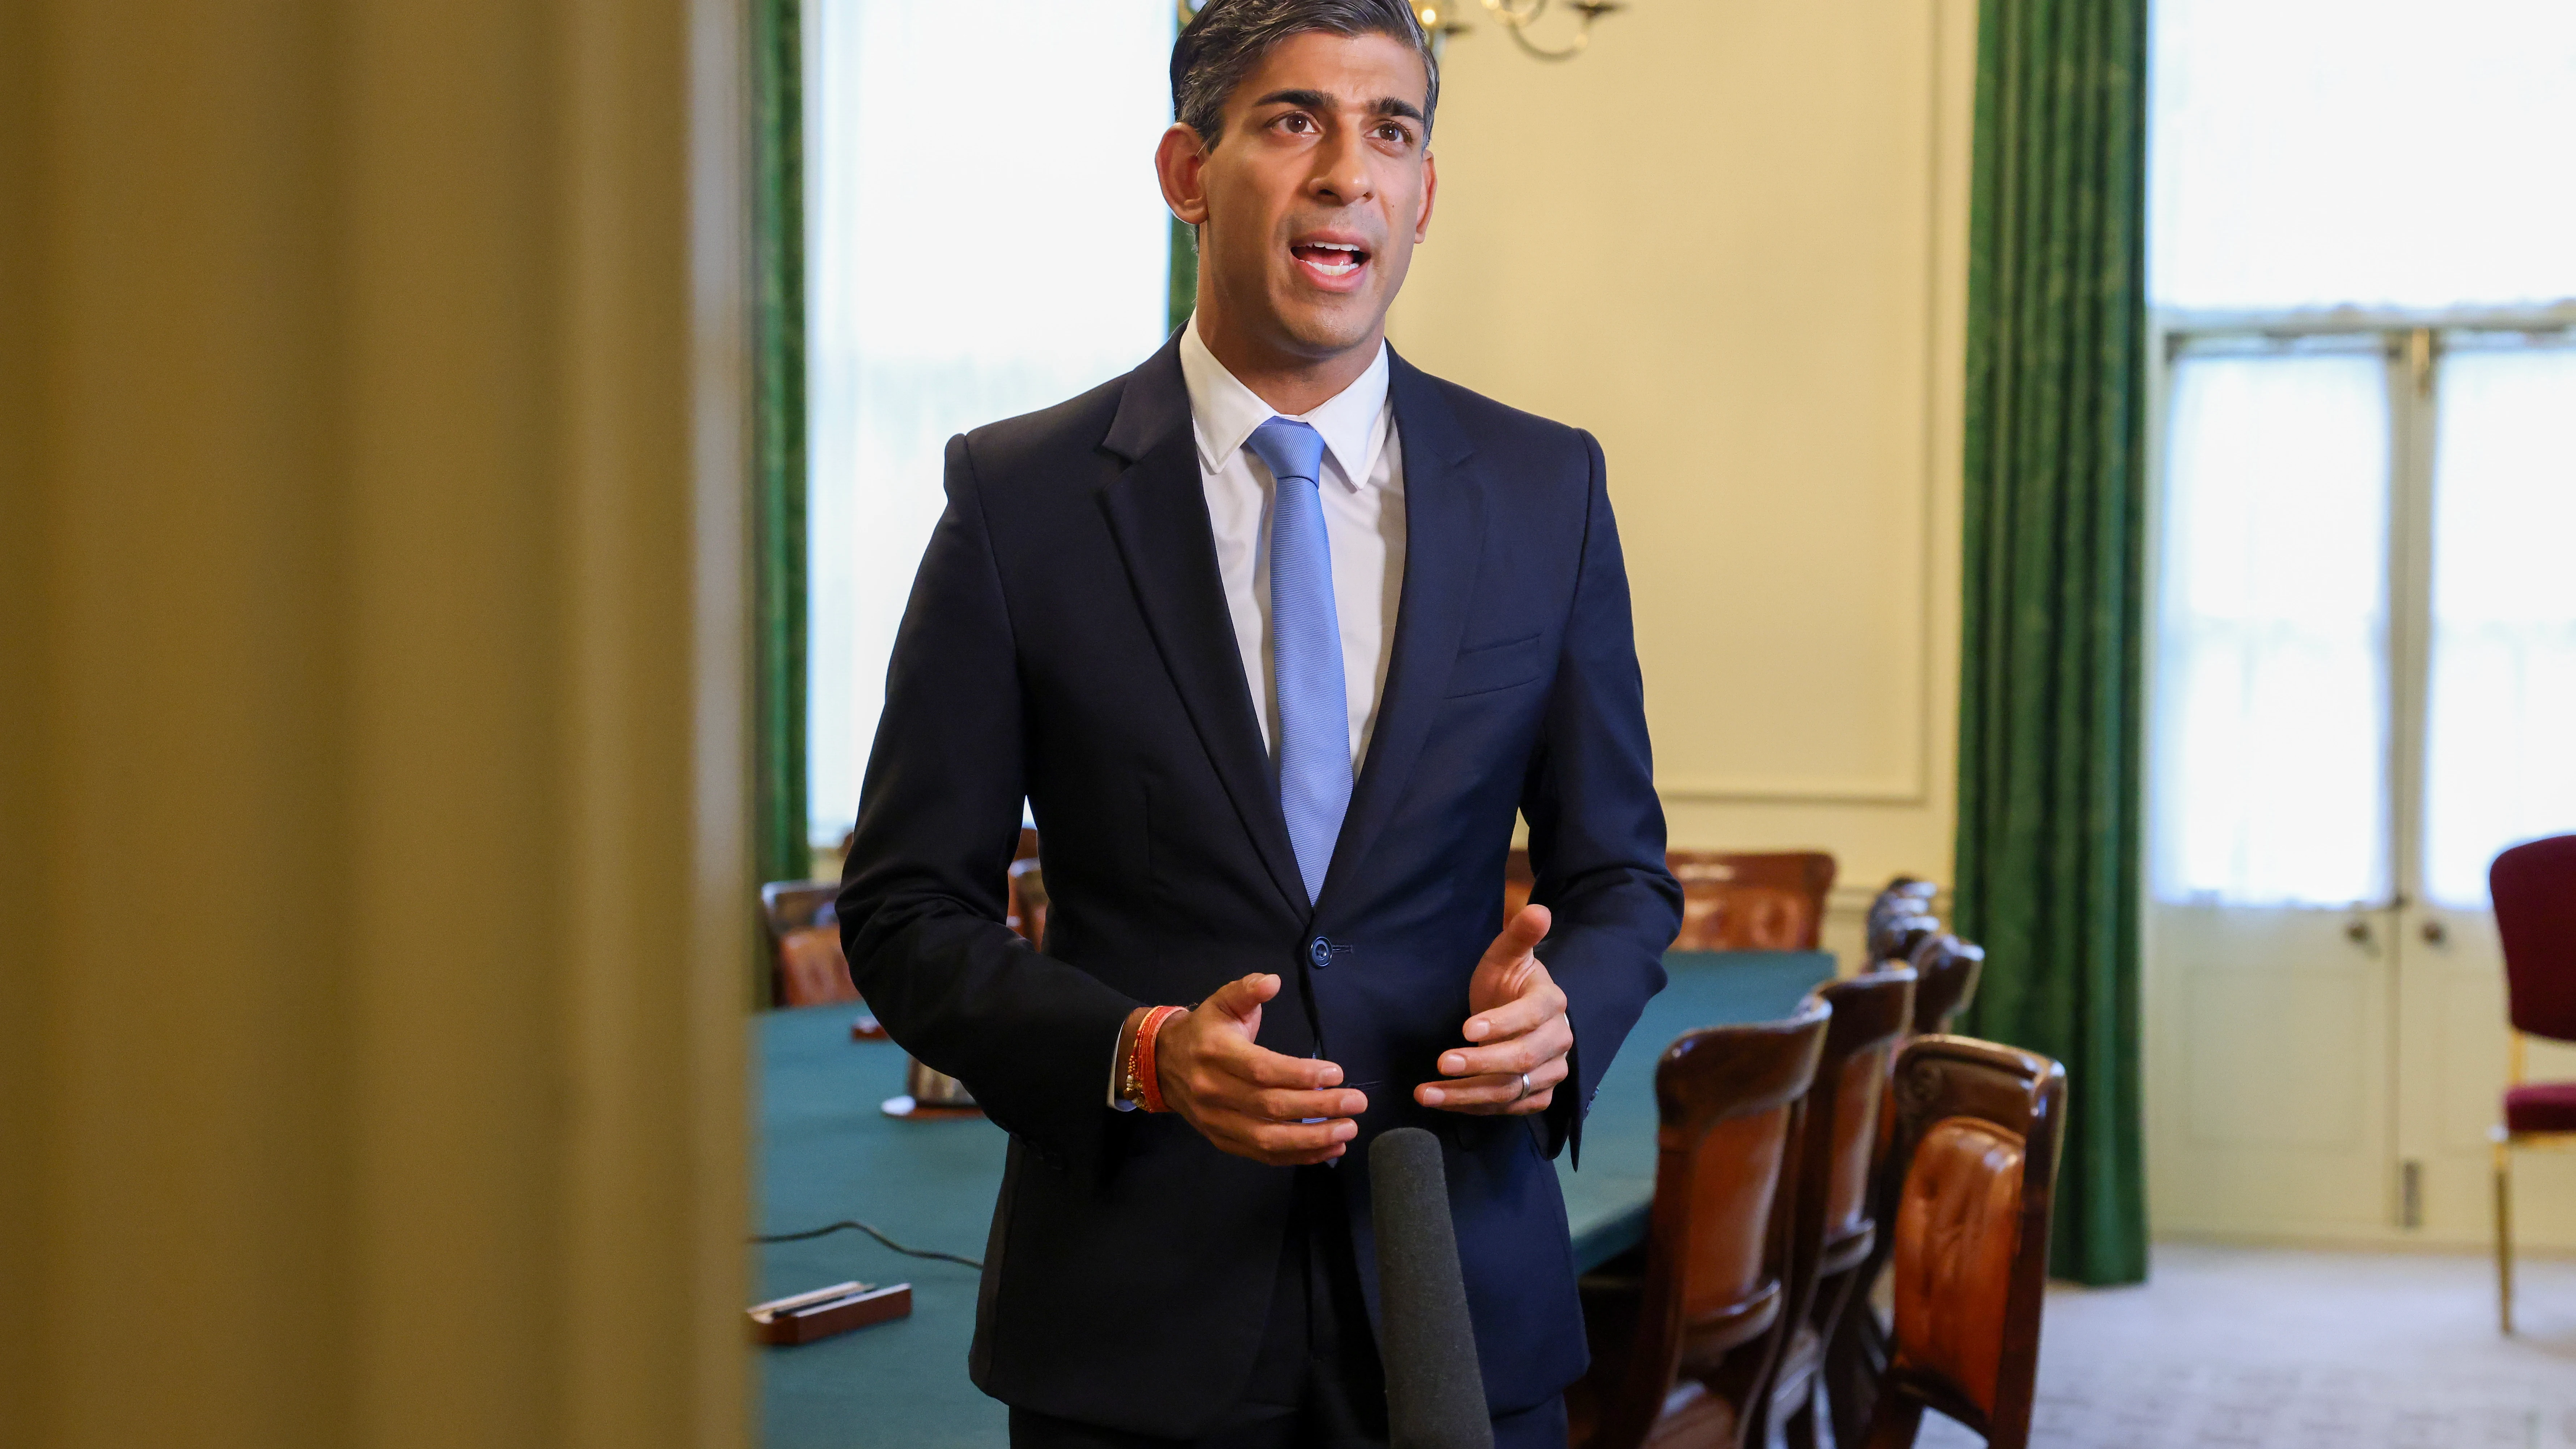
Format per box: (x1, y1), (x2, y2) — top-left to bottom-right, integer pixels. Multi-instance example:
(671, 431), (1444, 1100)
(1416, 905), (1569, 1116)
(1155, 972), (1368, 1165)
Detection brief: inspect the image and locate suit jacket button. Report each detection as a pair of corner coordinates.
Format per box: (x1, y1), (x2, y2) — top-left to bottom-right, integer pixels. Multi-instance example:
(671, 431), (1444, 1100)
(1309, 936), (1332, 969)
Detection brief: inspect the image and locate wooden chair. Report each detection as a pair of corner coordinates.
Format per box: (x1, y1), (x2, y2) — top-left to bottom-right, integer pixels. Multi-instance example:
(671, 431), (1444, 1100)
(1669, 852), (1836, 952)
(1824, 931), (1989, 1446)
(769, 830), (1043, 1012)
(761, 879), (860, 1007)
(1866, 878), (1940, 960)
(1007, 857), (1048, 948)
(1725, 968), (1912, 1449)
(1856, 1036), (2066, 1449)
(1569, 1001), (1831, 1449)
(1877, 916), (1940, 972)
(1908, 934), (1987, 1038)
(1754, 968), (1917, 1449)
(2491, 833), (2576, 1334)
(1509, 849), (1838, 951)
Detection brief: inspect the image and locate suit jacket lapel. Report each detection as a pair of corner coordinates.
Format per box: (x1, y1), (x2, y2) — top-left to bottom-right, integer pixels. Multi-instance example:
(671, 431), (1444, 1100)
(1318, 350), (1484, 911)
(1098, 340), (1310, 918)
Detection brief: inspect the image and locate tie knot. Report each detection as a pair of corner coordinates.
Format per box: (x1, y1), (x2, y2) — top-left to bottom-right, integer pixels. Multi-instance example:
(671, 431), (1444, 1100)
(1245, 416), (1327, 491)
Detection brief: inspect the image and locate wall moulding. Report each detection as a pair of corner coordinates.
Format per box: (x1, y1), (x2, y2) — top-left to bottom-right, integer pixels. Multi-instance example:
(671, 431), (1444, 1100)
(1649, 0), (1953, 815)
(1656, 777), (1931, 808)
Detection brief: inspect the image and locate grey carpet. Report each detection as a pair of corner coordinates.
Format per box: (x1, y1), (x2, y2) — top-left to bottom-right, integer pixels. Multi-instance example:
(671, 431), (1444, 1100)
(1892, 1244), (2576, 1449)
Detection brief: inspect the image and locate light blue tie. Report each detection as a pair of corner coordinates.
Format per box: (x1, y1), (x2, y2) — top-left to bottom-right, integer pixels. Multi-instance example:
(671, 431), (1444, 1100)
(1244, 417), (1349, 904)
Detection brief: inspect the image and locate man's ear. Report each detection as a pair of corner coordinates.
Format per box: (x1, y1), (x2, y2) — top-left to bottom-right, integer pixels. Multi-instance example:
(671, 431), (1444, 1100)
(1156, 123), (1211, 227)
(1413, 148), (1438, 243)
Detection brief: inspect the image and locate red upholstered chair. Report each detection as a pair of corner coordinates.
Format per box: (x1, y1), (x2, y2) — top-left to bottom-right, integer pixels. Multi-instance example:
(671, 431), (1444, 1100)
(2490, 833), (2576, 1334)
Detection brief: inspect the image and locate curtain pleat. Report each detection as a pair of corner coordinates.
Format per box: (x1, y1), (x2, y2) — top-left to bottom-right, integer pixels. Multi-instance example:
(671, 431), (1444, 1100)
(752, 0), (810, 930)
(1955, 0), (2151, 1286)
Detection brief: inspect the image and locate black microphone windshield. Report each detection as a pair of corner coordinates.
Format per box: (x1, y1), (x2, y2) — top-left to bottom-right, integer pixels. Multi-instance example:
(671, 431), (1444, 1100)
(1369, 1127), (1495, 1449)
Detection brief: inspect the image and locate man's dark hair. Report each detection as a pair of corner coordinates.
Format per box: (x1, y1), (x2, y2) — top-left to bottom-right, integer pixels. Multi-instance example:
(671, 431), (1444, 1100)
(1171, 0), (1439, 148)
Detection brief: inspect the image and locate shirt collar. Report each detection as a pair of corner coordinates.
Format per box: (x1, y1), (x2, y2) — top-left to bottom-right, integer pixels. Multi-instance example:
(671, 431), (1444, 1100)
(1178, 313), (1391, 492)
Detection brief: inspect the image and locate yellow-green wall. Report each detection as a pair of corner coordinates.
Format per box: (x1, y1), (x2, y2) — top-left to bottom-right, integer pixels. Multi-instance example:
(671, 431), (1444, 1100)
(0, 3), (751, 1446)
(1392, 0), (1978, 949)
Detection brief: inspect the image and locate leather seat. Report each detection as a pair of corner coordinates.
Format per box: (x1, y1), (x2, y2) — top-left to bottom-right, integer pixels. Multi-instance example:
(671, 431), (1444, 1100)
(1888, 1118), (2025, 1417)
(1850, 1037), (2066, 1449)
(2504, 1081), (2576, 1133)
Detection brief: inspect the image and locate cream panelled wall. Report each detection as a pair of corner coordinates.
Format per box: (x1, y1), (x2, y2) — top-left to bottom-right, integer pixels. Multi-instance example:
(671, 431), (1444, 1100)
(1389, 0), (1977, 947)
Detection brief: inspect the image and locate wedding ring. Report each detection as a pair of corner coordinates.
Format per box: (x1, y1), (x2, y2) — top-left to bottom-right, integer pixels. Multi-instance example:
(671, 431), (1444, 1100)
(1514, 1072), (1533, 1102)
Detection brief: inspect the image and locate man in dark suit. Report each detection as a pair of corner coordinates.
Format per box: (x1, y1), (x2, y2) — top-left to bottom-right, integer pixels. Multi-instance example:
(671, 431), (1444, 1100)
(837, 2), (1680, 1443)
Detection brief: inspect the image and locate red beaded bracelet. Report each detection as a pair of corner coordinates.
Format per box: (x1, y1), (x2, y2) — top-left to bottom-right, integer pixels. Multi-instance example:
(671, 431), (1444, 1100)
(1133, 1005), (1184, 1114)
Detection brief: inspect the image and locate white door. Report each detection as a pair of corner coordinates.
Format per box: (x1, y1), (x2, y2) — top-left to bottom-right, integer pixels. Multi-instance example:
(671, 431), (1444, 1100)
(2145, 343), (2406, 1242)
(2147, 331), (2576, 1248)
(2392, 335), (2576, 1248)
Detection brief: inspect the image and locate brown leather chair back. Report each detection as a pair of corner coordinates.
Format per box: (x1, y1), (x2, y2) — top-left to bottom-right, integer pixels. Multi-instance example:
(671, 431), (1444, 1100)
(1798, 970), (1919, 1280)
(1748, 969), (1916, 1446)
(1819, 934), (1991, 1446)
(1505, 849), (1836, 952)
(1668, 851), (1837, 951)
(1580, 1001), (1830, 1449)
(1861, 1036), (2066, 1449)
(761, 879), (860, 1007)
(1906, 934), (1986, 1038)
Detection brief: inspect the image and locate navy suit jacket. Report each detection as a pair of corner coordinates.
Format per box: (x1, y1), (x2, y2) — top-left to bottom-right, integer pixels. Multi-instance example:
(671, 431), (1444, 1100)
(837, 334), (1681, 1435)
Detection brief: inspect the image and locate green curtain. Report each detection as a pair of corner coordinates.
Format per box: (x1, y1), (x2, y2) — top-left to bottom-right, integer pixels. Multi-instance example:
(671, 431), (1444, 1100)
(1952, 0), (2150, 1287)
(752, 0), (809, 924)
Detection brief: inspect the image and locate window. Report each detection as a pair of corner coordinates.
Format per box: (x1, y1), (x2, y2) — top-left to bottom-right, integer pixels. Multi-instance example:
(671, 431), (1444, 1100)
(2147, 0), (2576, 909)
(2151, 348), (2392, 907)
(2149, 0), (2576, 316)
(2420, 342), (2576, 907)
(805, 0), (1176, 847)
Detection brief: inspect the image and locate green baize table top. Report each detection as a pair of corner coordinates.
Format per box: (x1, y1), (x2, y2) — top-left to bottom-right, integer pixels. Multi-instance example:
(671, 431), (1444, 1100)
(752, 949), (1837, 1448)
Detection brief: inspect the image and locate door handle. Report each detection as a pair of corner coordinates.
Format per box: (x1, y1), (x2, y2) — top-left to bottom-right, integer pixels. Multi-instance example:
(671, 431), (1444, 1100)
(2346, 919), (2375, 947)
(2422, 918), (2448, 946)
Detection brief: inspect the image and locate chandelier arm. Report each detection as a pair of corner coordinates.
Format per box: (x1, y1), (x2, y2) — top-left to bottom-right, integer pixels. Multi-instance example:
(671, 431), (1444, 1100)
(1478, 0), (1601, 62)
(1501, 26), (1591, 61)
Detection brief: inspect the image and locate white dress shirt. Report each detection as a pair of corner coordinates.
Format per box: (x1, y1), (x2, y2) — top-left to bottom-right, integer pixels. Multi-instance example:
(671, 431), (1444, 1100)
(1108, 322), (1408, 1109)
(1177, 313), (1406, 772)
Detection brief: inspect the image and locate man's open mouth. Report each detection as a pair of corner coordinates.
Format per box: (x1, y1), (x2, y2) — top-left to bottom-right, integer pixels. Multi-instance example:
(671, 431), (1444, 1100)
(1291, 240), (1370, 282)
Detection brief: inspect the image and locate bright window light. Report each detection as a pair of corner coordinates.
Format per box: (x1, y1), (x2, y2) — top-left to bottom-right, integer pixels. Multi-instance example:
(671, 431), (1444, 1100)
(2421, 344), (2576, 908)
(806, 0), (1175, 846)
(2150, 352), (2393, 908)
(2151, 0), (2576, 313)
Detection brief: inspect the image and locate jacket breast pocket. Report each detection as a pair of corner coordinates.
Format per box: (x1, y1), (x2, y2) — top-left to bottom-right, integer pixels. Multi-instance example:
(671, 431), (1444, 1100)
(1443, 632), (1548, 699)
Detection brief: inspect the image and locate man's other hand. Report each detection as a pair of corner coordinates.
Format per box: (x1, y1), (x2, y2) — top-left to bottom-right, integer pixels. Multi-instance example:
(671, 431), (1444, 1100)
(1155, 972), (1367, 1165)
(1417, 905), (1569, 1116)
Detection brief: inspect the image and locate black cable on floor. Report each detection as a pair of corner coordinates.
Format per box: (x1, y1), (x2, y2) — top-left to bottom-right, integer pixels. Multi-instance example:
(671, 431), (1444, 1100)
(750, 1218), (984, 1271)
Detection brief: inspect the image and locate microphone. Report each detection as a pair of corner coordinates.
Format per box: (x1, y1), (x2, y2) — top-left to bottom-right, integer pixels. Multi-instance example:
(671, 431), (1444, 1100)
(1369, 1127), (1494, 1449)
